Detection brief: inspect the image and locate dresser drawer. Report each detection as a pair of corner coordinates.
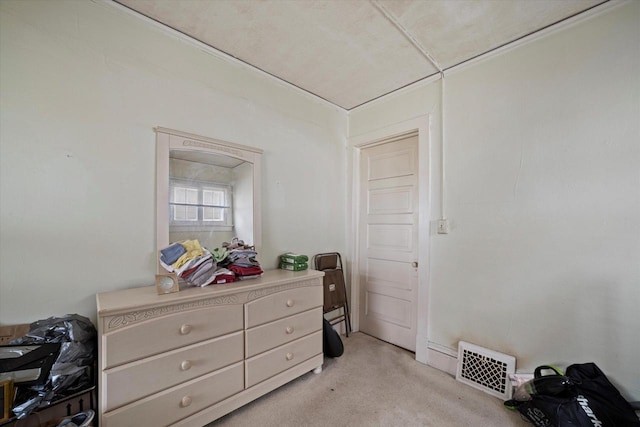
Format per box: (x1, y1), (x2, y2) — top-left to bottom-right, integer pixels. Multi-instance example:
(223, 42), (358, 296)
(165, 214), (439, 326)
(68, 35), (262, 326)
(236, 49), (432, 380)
(103, 362), (243, 427)
(245, 330), (322, 388)
(104, 331), (243, 411)
(245, 286), (322, 328)
(104, 304), (242, 368)
(246, 307), (322, 357)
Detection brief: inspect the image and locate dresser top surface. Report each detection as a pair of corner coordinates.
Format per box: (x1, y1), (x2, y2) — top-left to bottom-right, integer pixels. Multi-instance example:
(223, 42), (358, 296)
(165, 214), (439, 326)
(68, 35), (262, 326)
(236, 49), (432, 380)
(96, 269), (324, 317)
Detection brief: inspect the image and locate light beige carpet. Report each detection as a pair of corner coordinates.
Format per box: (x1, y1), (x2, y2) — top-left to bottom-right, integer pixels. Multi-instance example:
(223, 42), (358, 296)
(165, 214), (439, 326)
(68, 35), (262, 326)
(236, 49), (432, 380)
(209, 332), (526, 426)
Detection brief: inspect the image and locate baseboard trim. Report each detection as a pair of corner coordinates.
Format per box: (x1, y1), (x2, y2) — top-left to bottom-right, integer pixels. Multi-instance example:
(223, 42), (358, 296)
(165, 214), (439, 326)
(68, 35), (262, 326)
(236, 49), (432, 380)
(425, 342), (458, 376)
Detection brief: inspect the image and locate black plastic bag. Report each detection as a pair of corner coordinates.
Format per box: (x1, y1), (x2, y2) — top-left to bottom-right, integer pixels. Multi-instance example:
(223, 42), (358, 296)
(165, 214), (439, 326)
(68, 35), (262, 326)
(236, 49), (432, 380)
(322, 318), (344, 358)
(9, 314), (97, 419)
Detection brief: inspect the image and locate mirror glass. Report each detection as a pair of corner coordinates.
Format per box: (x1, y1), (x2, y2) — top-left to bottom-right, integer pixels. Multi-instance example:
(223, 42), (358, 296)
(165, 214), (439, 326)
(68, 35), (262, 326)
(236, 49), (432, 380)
(156, 128), (262, 267)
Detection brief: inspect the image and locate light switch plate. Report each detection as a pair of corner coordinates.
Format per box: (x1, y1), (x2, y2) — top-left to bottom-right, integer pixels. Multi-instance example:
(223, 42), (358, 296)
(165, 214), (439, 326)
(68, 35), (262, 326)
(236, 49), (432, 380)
(437, 219), (449, 234)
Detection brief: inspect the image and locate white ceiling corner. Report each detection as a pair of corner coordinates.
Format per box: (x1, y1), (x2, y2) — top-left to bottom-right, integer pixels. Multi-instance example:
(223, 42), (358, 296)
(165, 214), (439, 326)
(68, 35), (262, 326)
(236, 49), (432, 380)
(115, 0), (609, 110)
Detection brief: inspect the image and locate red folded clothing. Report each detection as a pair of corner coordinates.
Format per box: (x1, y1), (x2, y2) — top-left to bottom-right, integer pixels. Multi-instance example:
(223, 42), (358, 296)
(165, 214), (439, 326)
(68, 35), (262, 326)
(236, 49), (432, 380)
(229, 264), (263, 276)
(211, 274), (236, 284)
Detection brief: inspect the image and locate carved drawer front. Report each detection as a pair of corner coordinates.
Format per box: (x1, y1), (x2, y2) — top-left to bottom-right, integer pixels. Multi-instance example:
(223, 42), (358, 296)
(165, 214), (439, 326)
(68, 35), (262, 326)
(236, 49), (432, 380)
(245, 307), (322, 358)
(104, 304), (242, 368)
(245, 286), (322, 328)
(103, 362), (244, 427)
(104, 331), (243, 411)
(245, 330), (322, 388)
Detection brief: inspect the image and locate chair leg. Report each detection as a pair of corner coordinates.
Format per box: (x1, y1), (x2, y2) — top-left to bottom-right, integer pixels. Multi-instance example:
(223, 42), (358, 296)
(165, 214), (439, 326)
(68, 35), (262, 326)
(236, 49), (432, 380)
(344, 303), (352, 336)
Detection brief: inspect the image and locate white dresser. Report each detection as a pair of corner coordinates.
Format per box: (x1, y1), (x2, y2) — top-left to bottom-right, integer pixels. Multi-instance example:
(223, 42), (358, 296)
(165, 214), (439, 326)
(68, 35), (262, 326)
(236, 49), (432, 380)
(96, 269), (324, 427)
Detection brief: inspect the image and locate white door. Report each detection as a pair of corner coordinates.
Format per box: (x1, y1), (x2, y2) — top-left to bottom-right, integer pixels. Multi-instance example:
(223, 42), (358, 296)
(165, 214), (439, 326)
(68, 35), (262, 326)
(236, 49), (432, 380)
(358, 135), (419, 351)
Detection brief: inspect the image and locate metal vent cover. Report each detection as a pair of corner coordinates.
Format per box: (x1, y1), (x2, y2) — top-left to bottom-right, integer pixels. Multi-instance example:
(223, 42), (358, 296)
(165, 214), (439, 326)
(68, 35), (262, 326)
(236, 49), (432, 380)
(456, 341), (516, 400)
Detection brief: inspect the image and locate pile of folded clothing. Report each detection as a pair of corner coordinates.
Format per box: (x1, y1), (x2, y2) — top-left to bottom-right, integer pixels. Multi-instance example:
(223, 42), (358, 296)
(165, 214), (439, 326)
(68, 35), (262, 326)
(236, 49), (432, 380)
(220, 238), (263, 280)
(159, 240), (236, 287)
(159, 237), (263, 286)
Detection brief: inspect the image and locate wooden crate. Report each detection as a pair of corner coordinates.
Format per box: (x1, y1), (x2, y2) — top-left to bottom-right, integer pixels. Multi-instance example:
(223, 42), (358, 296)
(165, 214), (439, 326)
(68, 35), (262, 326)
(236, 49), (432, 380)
(0, 325), (30, 345)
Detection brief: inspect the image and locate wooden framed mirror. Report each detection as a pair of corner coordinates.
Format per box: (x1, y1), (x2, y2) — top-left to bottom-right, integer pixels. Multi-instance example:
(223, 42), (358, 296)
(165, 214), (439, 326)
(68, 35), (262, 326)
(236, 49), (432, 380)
(155, 127), (262, 272)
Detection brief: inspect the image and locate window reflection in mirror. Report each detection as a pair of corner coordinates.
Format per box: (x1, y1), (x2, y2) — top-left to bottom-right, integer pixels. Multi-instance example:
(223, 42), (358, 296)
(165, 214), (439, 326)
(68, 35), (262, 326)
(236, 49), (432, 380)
(169, 151), (249, 250)
(156, 128), (262, 269)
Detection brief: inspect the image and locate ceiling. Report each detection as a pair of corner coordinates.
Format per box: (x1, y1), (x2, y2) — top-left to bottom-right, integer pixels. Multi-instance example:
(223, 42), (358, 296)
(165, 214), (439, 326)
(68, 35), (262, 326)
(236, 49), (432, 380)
(115, 0), (608, 110)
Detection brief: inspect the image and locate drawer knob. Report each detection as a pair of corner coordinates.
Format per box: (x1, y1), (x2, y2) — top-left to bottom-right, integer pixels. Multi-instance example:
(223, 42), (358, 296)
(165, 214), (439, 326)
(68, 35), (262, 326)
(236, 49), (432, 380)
(286, 352), (294, 361)
(286, 299), (294, 307)
(180, 360), (192, 371)
(180, 395), (192, 408)
(285, 326), (294, 334)
(179, 324), (192, 335)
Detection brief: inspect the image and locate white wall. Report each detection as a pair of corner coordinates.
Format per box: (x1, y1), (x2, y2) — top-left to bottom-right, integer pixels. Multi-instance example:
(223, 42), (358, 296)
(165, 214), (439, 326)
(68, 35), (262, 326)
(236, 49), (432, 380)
(349, 2), (640, 399)
(1, 0), (638, 402)
(0, 0), (347, 324)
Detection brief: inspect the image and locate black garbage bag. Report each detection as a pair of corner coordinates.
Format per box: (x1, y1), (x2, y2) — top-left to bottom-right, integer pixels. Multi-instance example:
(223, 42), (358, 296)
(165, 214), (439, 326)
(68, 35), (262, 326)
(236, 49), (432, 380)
(323, 318), (344, 358)
(8, 314), (97, 419)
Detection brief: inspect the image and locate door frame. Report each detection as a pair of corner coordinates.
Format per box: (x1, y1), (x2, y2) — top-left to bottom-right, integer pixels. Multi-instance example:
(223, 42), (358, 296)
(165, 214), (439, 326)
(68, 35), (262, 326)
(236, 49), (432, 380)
(348, 115), (431, 363)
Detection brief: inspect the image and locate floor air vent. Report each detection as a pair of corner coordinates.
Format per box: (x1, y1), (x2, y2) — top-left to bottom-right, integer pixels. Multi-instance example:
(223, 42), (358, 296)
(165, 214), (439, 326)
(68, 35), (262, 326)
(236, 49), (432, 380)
(456, 341), (515, 400)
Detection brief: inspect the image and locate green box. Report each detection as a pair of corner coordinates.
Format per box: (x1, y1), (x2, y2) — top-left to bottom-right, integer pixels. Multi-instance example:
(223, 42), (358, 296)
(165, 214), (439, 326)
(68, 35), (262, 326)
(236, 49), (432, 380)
(280, 253), (309, 264)
(280, 262), (308, 271)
